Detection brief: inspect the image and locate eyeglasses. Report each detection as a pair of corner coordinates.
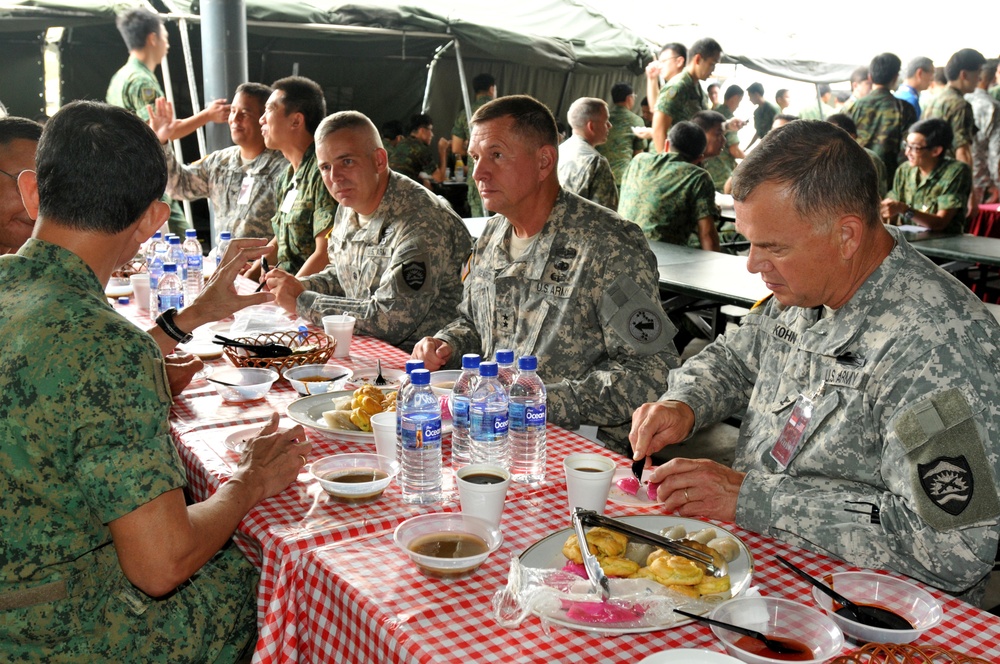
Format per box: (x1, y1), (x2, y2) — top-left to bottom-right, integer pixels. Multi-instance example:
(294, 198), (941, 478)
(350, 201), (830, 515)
(904, 143), (929, 152)
(0, 167), (21, 182)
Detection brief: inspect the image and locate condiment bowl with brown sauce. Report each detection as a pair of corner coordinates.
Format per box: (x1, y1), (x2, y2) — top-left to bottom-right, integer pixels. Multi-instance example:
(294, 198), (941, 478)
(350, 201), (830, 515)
(710, 596), (844, 663)
(394, 513), (502, 578)
(284, 363), (353, 395)
(309, 453), (399, 504)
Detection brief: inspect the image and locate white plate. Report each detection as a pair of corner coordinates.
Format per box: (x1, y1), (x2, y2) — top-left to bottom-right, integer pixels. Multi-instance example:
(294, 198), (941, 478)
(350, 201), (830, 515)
(609, 467), (664, 506)
(105, 283), (133, 297)
(344, 367), (405, 389)
(286, 389), (452, 443)
(517, 515), (753, 634)
(177, 339), (224, 360)
(639, 650), (741, 664)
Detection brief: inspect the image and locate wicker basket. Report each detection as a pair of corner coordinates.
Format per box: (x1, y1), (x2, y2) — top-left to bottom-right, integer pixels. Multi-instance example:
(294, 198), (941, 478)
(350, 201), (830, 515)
(112, 252), (147, 279)
(223, 330), (334, 374)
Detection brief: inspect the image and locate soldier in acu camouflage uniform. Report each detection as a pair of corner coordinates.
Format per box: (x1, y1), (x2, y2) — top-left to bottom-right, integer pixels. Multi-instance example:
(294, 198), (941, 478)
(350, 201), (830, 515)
(881, 119), (972, 234)
(414, 95), (678, 454)
(452, 73), (497, 217)
(557, 97), (618, 210)
(253, 76), (337, 279)
(631, 120), (1000, 604)
(148, 82), (288, 240)
(924, 49), (986, 167)
(596, 82), (647, 185)
(849, 53), (917, 185)
(0, 101), (309, 661)
(619, 120), (720, 250)
(265, 111), (471, 351)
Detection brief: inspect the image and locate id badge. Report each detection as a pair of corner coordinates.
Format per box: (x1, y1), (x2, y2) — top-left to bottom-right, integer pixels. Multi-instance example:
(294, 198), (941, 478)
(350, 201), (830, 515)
(237, 175), (254, 205)
(770, 393), (815, 470)
(279, 187), (297, 214)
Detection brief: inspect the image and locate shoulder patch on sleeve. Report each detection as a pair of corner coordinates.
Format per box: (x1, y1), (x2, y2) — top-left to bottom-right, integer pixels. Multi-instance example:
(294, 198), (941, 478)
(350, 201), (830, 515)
(600, 273), (676, 354)
(401, 261), (427, 290)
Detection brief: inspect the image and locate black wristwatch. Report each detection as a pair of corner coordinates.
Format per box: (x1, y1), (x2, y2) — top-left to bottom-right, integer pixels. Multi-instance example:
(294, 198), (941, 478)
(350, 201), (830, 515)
(155, 308), (194, 344)
(901, 206), (915, 222)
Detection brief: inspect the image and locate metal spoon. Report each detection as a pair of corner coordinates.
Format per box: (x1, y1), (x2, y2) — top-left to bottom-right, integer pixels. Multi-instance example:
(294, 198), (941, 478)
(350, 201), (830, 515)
(673, 609), (812, 656)
(774, 556), (913, 630)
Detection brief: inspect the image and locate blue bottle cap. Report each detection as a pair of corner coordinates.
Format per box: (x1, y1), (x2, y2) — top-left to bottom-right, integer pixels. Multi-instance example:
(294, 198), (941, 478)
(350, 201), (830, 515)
(410, 368), (430, 385)
(163, 263), (178, 273)
(152, 231), (162, 239)
(117, 296), (130, 305)
(185, 229), (198, 238)
(479, 361), (498, 377)
(517, 355), (537, 371)
(405, 359), (425, 373)
(495, 349), (514, 364)
(220, 231), (232, 240)
(462, 353), (481, 369)
(168, 236), (181, 244)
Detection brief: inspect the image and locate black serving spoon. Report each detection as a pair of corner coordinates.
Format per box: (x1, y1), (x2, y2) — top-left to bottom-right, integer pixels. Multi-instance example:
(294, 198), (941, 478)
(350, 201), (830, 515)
(774, 556), (913, 630)
(673, 609), (812, 656)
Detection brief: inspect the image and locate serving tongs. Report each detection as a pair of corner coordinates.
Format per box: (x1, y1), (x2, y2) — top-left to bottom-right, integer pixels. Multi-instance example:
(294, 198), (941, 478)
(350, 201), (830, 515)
(576, 510), (728, 578)
(212, 334), (293, 358)
(572, 508), (610, 601)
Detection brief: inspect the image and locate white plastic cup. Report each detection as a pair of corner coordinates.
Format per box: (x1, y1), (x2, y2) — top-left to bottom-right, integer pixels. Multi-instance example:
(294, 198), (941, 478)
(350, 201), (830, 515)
(456, 463), (511, 528)
(322, 314), (356, 358)
(130, 273), (151, 312)
(563, 453), (615, 517)
(369, 411), (397, 461)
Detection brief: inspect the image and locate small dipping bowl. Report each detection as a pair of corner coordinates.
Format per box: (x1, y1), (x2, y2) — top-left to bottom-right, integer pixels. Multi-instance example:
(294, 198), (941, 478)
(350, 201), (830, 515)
(283, 363), (353, 396)
(394, 513), (502, 578)
(710, 596), (843, 664)
(429, 369), (462, 397)
(309, 453), (399, 504)
(811, 571), (942, 644)
(210, 367), (278, 402)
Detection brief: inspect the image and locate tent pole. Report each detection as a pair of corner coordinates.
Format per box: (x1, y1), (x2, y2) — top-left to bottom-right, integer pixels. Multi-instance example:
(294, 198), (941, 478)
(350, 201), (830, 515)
(454, 39), (472, 127)
(557, 70), (574, 121)
(814, 83), (823, 118)
(422, 40), (454, 112)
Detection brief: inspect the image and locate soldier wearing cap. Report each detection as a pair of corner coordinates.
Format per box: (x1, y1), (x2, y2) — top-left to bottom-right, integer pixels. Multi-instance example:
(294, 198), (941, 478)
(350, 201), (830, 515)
(413, 95), (678, 452)
(630, 120), (1000, 604)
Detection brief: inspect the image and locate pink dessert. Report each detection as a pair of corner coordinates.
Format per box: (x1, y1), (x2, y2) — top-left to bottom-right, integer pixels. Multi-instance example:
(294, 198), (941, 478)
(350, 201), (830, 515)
(646, 480), (662, 502)
(615, 476), (640, 496)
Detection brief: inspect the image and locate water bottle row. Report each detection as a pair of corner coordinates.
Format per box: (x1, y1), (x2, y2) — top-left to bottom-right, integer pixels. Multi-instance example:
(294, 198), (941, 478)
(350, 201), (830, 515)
(395, 351), (547, 505)
(144, 229), (214, 315)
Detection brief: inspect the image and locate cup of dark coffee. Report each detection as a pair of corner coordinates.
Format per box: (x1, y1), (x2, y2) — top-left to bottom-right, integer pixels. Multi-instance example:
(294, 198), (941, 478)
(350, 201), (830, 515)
(563, 453), (615, 517)
(456, 464), (511, 528)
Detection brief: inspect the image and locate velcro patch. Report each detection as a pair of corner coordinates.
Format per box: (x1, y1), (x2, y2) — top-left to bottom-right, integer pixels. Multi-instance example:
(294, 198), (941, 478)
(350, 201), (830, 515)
(402, 261), (426, 290)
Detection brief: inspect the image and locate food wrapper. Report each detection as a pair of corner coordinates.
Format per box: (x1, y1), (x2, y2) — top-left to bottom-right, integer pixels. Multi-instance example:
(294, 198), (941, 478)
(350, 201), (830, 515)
(492, 556), (722, 632)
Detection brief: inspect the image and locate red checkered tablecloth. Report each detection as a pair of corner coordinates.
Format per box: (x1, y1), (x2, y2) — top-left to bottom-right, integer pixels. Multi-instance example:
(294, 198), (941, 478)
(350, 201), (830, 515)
(146, 302), (1000, 664)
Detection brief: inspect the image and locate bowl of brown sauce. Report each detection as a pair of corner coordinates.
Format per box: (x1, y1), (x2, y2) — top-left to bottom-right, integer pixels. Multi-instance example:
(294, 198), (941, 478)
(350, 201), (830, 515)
(284, 363), (353, 395)
(710, 597), (843, 663)
(309, 453), (399, 503)
(394, 513), (503, 578)
(811, 571), (942, 644)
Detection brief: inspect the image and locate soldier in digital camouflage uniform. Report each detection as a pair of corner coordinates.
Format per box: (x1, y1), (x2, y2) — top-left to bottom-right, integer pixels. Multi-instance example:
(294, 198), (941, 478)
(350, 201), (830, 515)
(701, 86), (745, 193)
(827, 114), (889, 198)
(882, 118), (971, 234)
(596, 83), (646, 185)
(0, 101), (309, 661)
(849, 53), (917, 184)
(151, 83), (288, 240)
(619, 121), (720, 250)
(557, 97), (618, 210)
(746, 82), (778, 150)
(631, 120), (1000, 604)
(413, 95), (678, 453)
(266, 112), (472, 351)
(965, 59), (1000, 203)
(389, 113), (446, 187)
(653, 38), (721, 153)
(924, 49), (986, 166)
(452, 73), (497, 216)
(257, 76), (337, 278)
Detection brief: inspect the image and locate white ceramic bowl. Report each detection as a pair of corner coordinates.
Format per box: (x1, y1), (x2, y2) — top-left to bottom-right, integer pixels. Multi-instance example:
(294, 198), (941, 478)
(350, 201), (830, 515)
(430, 369), (462, 397)
(710, 596), (843, 664)
(344, 366), (405, 389)
(209, 367), (278, 402)
(811, 571), (942, 644)
(309, 453), (399, 503)
(283, 363), (353, 395)
(394, 513), (502, 578)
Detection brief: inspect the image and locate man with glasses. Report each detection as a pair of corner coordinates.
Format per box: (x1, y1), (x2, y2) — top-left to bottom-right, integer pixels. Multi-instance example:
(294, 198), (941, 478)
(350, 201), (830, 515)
(0, 116), (42, 255)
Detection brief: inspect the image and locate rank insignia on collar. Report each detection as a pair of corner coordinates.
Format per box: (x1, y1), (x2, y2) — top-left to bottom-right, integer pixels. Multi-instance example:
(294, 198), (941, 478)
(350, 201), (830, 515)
(918, 455), (973, 516)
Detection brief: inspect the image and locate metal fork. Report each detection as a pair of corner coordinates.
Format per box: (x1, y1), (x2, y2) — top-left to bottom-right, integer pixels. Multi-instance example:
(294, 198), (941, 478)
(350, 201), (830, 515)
(374, 358), (388, 386)
(578, 511), (727, 578)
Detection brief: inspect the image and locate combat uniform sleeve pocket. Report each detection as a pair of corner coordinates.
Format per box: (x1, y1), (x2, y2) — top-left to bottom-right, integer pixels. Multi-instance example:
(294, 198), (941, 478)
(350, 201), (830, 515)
(893, 387), (1000, 530)
(599, 273), (676, 355)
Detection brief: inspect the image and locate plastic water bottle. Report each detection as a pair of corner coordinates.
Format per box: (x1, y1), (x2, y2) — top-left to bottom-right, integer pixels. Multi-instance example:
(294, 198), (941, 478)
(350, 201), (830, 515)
(144, 231), (165, 265)
(495, 349), (516, 392)
(182, 229), (203, 303)
(215, 231), (232, 269)
(396, 359), (425, 452)
(147, 240), (168, 317)
(167, 235), (186, 281)
(470, 361), (510, 469)
(449, 354), (481, 469)
(399, 369), (442, 504)
(156, 263), (184, 313)
(454, 155), (465, 181)
(508, 355), (547, 483)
